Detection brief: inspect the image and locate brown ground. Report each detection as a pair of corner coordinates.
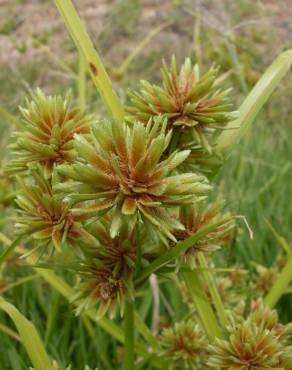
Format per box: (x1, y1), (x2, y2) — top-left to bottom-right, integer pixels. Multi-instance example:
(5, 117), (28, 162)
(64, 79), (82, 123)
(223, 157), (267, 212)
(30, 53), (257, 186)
(0, 0), (291, 106)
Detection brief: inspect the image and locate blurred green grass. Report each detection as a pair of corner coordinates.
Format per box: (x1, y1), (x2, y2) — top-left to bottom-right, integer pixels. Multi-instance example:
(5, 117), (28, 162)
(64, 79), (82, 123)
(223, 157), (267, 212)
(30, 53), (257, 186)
(0, 0), (291, 369)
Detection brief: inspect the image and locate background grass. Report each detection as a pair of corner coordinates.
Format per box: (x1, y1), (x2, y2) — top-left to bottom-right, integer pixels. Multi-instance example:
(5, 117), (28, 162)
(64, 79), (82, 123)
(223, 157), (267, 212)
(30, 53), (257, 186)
(0, 0), (291, 369)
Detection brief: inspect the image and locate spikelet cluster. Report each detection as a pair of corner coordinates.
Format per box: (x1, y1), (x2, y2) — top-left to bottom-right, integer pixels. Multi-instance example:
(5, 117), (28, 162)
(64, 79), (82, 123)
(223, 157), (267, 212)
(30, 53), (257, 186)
(71, 218), (139, 317)
(9, 57), (238, 322)
(208, 301), (292, 369)
(56, 117), (211, 243)
(14, 166), (93, 253)
(159, 319), (208, 369)
(9, 89), (93, 176)
(175, 197), (235, 266)
(127, 56), (237, 174)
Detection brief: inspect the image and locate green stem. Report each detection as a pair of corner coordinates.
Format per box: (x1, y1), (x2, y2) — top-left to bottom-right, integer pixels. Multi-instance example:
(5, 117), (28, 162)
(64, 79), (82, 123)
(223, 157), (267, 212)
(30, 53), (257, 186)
(55, 0), (124, 120)
(197, 253), (228, 327)
(182, 271), (222, 341)
(264, 256), (292, 308)
(124, 299), (135, 370)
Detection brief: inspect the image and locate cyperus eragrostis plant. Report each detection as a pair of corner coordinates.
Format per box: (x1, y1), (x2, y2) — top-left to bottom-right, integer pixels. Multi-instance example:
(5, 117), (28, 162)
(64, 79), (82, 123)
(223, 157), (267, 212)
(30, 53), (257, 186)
(6, 5), (292, 367)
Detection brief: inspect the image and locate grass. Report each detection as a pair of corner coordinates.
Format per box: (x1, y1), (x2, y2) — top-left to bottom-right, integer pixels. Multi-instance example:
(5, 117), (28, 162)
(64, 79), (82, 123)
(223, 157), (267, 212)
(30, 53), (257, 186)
(0, 1), (291, 369)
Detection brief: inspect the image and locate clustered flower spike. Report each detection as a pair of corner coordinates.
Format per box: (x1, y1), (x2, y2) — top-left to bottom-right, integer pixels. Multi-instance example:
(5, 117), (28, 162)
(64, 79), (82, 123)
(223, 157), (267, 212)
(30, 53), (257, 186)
(175, 197), (235, 267)
(160, 319), (208, 369)
(71, 217), (139, 318)
(127, 56), (237, 174)
(208, 301), (292, 369)
(15, 166), (93, 252)
(9, 89), (93, 176)
(57, 117), (211, 243)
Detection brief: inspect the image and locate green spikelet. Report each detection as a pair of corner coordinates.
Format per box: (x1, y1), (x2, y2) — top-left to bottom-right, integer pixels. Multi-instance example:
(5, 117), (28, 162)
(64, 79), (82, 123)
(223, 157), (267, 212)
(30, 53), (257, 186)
(15, 166), (93, 253)
(9, 89), (94, 176)
(127, 56), (237, 174)
(174, 197), (235, 267)
(70, 217), (140, 318)
(208, 300), (292, 369)
(159, 319), (208, 369)
(56, 116), (211, 242)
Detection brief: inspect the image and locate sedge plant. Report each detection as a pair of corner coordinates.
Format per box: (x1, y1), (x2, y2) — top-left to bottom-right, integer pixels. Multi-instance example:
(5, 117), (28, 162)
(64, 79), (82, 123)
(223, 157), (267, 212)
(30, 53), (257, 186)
(1, 1), (292, 369)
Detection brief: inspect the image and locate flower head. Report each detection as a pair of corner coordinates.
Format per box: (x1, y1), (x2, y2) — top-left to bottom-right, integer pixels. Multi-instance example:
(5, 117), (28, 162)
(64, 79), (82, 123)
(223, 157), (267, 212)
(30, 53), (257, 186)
(15, 166), (93, 252)
(208, 301), (292, 370)
(9, 89), (93, 176)
(160, 319), (208, 369)
(57, 117), (211, 242)
(71, 217), (140, 318)
(174, 197), (235, 266)
(253, 264), (278, 294)
(127, 56), (237, 169)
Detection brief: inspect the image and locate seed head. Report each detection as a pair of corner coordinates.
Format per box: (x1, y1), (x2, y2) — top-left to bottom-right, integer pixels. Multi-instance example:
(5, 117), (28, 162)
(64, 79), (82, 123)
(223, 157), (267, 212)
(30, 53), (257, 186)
(160, 319), (208, 369)
(175, 197), (235, 266)
(72, 218), (138, 318)
(208, 301), (292, 369)
(15, 166), (93, 252)
(57, 117), (211, 243)
(9, 89), (93, 176)
(127, 56), (237, 173)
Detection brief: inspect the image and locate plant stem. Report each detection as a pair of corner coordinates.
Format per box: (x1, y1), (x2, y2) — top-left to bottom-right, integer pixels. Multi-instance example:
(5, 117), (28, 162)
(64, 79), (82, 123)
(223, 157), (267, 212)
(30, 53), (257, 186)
(264, 256), (292, 308)
(182, 271), (222, 341)
(197, 252), (228, 327)
(55, 0), (124, 120)
(124, 299), (135, 370)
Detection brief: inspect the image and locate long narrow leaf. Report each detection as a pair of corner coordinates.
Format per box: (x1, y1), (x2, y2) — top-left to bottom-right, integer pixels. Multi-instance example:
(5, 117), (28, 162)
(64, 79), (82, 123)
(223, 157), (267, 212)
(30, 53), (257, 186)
(135, 219), (226, 286)
(182, 271), (222, 340)
(0, 235), (23, 267)
(0, 298), (52, 370)
(264, 256), (292, 308)
(216, 49), (292, 158)
(55, 0), (124, 120)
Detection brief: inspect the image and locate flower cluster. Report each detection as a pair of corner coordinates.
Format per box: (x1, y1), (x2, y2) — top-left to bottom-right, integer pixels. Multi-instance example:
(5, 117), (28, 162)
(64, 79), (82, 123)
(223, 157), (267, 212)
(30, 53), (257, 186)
(175, 197), (235, 266)
(15, 166), (93, 253)
(208, 301), (292, 369)
(56, 117), (211, 243)
(127, 56), (238, 174)
(9, 89), (93, 176)
(10, 57), (237, 321)
(71, 218), (139, 317)
(160, 319), (208, 369)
